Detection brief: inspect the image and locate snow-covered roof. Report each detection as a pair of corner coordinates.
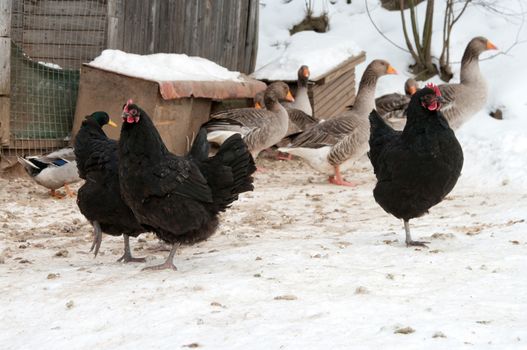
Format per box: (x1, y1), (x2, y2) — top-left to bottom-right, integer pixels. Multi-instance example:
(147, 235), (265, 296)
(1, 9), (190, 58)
(251, 31), (364, 81)
(86, 50), (266, 100)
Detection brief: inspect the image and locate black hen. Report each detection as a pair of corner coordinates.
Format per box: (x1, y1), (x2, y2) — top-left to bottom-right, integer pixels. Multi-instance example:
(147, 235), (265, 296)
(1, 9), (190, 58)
(368, 84), (464, 247)
(118, 101), (256, 271)
(75, 111), (147, 262)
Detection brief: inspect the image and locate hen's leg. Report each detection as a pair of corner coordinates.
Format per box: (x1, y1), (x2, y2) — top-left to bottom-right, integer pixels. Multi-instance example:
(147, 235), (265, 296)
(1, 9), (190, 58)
(328, 165), (356, 187)
(90, 221), (103, 257)
(117, 234), (146, 263)
(404, 220), (429, 247)
(142, 243), (179, 271)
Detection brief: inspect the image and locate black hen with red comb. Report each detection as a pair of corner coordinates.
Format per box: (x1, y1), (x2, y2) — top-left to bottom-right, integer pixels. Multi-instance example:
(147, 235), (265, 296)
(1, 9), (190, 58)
(368, 84), (464, 247)
(118, 101), (256, 271)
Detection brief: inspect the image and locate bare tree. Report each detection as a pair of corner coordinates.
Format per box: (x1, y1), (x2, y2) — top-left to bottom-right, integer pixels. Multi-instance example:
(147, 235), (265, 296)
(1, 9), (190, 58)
(367, 0), (526, 82)
(399, 0), (438, 80)
(438, 0), (471, 81)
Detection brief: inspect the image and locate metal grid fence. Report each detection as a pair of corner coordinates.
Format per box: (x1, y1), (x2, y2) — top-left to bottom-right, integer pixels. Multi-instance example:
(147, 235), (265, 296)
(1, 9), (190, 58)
(6, 0), (107, 155)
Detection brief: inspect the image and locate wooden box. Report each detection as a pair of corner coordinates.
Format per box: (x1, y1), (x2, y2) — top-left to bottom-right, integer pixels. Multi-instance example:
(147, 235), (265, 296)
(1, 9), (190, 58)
(72, 64), (266, 155)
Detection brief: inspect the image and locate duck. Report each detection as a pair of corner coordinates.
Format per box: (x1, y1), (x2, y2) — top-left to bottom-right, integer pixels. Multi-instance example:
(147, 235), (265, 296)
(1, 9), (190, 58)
(18, 147), (81, 198)
(283, 65), (313, 116)
(278, 59), (397, 186)
(438, 36), (497, 129)
(204, 81), (294, 160)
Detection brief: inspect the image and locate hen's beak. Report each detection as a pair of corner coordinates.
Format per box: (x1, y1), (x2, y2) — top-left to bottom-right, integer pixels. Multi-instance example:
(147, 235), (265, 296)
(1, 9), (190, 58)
(254, 102), (262, 109)
(108, 120), (118, 127)
(486, 40), (498, 50)
(386, 65), (398, 75)
(285, 90), (295, 102)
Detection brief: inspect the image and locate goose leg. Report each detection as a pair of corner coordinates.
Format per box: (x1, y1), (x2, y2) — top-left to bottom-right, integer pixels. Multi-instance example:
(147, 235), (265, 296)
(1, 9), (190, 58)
(404, 220), (429, 248)
(276, 152), (292, 161)
(142, 243), (179, 271)
(117, 234), (146, 263)
(328, 166), (356, 187)
(90, 221), (103, 257)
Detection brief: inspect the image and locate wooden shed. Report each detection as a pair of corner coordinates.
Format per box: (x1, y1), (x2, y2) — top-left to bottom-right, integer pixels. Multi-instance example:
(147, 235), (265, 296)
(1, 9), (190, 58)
(1, 0), (259, 157)
(254, 52), (366, 120)
(72, 64), (266, 155)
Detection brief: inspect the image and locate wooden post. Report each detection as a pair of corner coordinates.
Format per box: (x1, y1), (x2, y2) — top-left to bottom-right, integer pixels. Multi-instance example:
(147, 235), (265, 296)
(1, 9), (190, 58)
(107, 0), (125, 50)
(0, 0), (11, 146)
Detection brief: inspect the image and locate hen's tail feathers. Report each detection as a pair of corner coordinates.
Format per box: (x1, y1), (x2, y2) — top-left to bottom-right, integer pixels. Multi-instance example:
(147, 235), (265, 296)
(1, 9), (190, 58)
(189, 128), (210, 163)
(201, 134), (256, 213)
(369, 109), (395, 140)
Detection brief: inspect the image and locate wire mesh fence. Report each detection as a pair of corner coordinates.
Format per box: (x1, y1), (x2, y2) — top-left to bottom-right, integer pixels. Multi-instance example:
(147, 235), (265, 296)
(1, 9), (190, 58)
(4, 0), (107, 156)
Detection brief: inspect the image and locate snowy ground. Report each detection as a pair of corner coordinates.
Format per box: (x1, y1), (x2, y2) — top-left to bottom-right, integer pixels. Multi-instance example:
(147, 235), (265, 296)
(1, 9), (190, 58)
(1, 157), (526, 350)
(2, 0), (527, 349)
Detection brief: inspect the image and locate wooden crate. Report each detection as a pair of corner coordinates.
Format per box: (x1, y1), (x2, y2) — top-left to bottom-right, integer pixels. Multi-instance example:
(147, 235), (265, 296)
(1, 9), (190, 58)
(263, 52), (366, 120)
(72, 65), (266, 156)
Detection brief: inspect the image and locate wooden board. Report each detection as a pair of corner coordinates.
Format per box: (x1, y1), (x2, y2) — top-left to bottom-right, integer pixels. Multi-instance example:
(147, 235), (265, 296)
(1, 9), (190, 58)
(22, 29), (105, 46)
(0, 96), (10, 146)
(24, 1), (106, 17)
(12, 14), (106, 31)
(314, 52), (366, 84)
(0, 0), (11, 37)
(0, 38), (10, 96)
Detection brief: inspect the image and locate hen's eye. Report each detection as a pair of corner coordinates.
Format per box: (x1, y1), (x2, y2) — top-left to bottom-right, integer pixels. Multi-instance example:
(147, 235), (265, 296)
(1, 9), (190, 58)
(131, 109), (138, 116)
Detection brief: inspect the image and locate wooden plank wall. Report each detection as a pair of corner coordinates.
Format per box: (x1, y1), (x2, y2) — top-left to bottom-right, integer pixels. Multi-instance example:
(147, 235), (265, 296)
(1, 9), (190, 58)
(107, 0), (260, 74)
(0, 0), (11, 146)
(11, 0), (107, 69)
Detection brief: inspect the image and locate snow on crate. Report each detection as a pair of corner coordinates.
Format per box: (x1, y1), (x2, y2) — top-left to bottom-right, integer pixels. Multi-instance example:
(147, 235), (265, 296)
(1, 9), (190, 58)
(89, 49), (242, 82)
(252, 31), (362, 81)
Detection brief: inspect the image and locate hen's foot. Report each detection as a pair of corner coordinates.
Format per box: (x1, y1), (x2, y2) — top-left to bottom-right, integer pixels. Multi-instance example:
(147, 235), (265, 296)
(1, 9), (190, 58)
(142, 243), (179, 271)
(405, 240), (430, 248)
(117, 253), (146, 263)
(142, 261), (178, 271)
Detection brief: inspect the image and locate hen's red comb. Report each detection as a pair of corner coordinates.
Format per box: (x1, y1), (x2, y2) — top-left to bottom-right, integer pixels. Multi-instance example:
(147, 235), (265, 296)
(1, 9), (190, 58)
(123, 99), (134, 113)
(426, 83), (441, 97)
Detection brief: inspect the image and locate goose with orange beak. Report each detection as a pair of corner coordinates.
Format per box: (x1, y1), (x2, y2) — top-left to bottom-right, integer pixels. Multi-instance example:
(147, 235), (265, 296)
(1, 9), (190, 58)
(436, 36), (498, 129)
(279, 59), (398, 186)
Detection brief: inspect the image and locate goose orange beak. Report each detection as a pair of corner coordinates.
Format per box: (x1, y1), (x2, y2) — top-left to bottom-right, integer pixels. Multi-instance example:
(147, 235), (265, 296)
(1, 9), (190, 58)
(409, 86), (417, 95)
(386, 65), (398, 75)
(302, 67), (310, 78)
(108, 120), (118, 127)
(254, 102), (262, 109)
(486, 40), (498, 50)
(285, 90), (295, 102)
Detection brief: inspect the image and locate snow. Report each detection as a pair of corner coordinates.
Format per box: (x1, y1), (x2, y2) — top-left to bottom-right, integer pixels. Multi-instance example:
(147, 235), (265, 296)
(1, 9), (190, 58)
(1, 159), (527, 349)
(2, 1), (527, 349)
(89, 50), (242, 82)
(38, 61), (62, 70)
(256, 0), (527, 189)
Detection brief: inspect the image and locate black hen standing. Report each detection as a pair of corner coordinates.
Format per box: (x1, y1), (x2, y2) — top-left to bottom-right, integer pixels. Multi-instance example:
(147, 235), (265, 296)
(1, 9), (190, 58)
(118, 101), (256, 271)
(368, 84), (464, 247)
(75, 111), (147, 262)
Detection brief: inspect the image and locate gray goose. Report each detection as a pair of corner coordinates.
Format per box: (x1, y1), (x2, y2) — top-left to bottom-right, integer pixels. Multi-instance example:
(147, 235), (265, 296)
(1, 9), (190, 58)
(279, 59), (397, 186)
(438, 36), (497, 129)
(204, 81), (294, 160)
(254, 86), (318, 137)
(376, 78), (418, 117)
(283, 65), (313, 116)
